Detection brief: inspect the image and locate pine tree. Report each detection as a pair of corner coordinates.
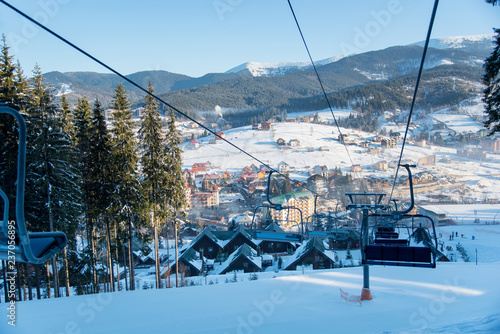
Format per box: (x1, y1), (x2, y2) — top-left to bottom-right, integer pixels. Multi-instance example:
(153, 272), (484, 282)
(87, 99), (116, 291)
(138, 82), (169, 289)
(24, 65), (82, 297)
(72, 97), (98, 292)
(60, 94), (75, 141)
(165, 108), (187, 287)
(109, 83), (141, 290)
(483, 28), (500, 134)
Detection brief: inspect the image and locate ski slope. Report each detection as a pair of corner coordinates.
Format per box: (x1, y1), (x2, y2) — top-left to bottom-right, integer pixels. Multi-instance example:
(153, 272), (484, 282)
(2, 225), (500, 334)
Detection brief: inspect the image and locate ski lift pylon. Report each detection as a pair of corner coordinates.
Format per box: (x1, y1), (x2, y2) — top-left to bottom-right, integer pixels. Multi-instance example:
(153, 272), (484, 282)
(0, 103), (67, 264)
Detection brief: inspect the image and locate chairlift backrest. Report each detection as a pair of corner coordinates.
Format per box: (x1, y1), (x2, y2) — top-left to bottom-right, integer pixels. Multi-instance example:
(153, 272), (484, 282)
(0, 103), (67, 264)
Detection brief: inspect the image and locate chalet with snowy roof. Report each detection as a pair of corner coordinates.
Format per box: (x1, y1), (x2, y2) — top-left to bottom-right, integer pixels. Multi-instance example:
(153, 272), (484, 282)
(326, 230), (360, 250)
(276, 138), (286, 146)
(224, 224), (259, 253)
(215, 132), (225, 140)
(252, 123), (262, 130)
(288, 139), (300, 147)
(284, 237), (335, 270)
(309, 165), (328, 177)
(165, 248), (203, 278)
(187, 226), (226, 259)
(229, 212), (253, 228)
(217, 244), (262, 274)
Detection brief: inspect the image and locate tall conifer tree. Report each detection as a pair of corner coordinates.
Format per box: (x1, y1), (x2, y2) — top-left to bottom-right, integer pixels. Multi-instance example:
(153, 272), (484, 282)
(138, 82), (168, 288)
(24, 65), (81, 297)
(109, 84), (140, 290)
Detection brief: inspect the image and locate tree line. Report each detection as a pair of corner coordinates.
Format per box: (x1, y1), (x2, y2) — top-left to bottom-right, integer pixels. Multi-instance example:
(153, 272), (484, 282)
(0, 37), (188, 302)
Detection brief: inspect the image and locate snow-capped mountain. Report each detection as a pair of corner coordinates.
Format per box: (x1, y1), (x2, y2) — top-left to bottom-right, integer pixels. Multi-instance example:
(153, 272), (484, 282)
(225, 56), (344, 77)
(412, 34), (494, 51)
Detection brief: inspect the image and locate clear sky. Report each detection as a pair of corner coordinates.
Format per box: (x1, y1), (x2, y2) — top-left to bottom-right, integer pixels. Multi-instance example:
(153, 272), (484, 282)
(0, 0), (498, 77)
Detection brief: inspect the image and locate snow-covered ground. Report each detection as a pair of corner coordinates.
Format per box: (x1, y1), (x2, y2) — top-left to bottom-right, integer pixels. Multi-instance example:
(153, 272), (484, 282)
(2, 224), (500, 334)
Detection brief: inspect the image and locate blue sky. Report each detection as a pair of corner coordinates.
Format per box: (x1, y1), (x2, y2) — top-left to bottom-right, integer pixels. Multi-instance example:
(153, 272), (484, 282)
(0, 0), (498, 77)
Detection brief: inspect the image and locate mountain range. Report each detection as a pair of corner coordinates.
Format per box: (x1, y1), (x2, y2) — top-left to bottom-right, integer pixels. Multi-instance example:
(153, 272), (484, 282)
(43, 34), (494, 115)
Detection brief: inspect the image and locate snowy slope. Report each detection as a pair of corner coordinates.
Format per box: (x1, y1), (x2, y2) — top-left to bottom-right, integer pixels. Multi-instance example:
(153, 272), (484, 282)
(412, 34), (494, 50)
(225, 57), (344, 77)
(182, 108), (500, 203)
(3, 263), (499, 333)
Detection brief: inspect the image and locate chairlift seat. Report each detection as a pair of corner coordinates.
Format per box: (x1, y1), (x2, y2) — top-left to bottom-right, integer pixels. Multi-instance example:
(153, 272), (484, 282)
(374, 238), (408, 245)
(364, 244), (434, 268)
(375, 231), (399, 239)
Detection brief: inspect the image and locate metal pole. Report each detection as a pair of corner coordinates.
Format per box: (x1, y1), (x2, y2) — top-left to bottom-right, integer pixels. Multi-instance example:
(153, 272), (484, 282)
(362, 208), (369, 290)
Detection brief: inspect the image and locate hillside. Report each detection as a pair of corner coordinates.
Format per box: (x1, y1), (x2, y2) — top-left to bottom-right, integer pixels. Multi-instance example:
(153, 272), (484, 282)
(181, 107), (500, 205)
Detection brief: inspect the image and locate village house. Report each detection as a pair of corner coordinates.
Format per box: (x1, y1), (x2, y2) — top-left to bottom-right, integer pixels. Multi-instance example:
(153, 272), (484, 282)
(381, 138), (396, 148)
(278, 161), (290, 173)
(480, 137), (500, 152)
(188, 139), (199, 149)
(215, 132), (225, 140)
(307, 174), (327, 193)
(351, 164), (362, 173)
(374, 160), (388, 171)
(276, 138), (286, 146)
(192, 162), (207, 172)
(216, 244), (262, 274)
(192, 189), (220, 208)
(288, 139), (300, 147)
(261, 121), (272, 130)
(284, 237), (335, 270)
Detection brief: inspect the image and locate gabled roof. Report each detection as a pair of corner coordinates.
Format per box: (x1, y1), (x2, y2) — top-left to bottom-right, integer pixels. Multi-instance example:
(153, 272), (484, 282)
(264, 221), (285, 233)
(217, 244), (261, 274)
(162, 248), (203, 276)
(284, 237), (335, 270)
(224, 224), (258, 249)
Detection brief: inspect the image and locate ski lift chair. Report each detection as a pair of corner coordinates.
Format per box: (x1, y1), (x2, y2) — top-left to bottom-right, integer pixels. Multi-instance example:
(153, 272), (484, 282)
(0, 103), (67, 264)
(251, 171), (305, 237)
(361, 165), (438, 268)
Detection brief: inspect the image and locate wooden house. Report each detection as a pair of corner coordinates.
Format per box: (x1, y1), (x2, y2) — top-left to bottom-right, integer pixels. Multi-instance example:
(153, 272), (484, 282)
(217, 244), (262, 274)
(166, 248), (203, 278)
(284, 237), (335, 270)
